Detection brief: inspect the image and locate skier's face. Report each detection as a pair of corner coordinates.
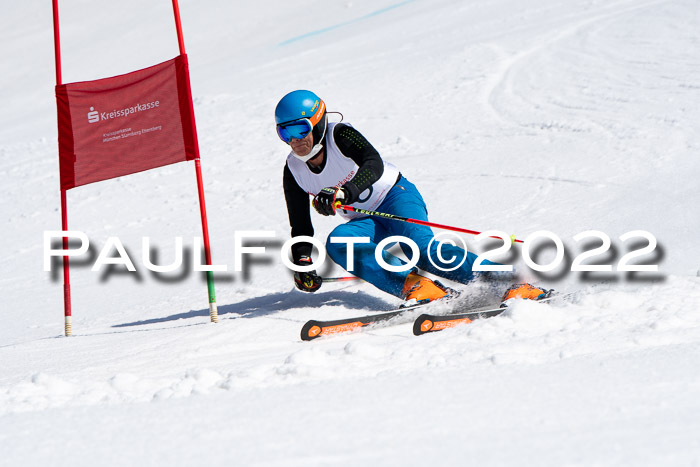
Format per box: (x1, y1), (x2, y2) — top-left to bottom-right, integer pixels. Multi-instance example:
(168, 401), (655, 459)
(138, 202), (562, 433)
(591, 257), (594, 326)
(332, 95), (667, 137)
(290, 131), (314, 157)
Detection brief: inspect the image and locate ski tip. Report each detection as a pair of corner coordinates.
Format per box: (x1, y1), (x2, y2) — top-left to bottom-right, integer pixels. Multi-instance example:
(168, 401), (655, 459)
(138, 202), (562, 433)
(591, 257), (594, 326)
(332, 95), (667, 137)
(301, 320), (323, 341)
(413, 312), (481, 335)
(413, 314), (433, 336)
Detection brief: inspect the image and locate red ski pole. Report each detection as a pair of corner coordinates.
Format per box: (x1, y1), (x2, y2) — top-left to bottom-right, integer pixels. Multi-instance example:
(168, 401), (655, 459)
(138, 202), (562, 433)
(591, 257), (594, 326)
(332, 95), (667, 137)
(322, 276), (364, 283)
(335, 204), (523, 244)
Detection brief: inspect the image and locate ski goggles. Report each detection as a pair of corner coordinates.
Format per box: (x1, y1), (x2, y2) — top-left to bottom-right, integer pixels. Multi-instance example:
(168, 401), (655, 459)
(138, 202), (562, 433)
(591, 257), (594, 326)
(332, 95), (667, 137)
(276, 118), (313, 144)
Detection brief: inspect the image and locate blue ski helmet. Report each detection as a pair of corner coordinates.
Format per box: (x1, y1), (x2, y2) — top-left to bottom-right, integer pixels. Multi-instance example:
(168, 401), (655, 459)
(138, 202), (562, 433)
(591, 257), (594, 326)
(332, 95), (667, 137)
(275, 90), (327, 145)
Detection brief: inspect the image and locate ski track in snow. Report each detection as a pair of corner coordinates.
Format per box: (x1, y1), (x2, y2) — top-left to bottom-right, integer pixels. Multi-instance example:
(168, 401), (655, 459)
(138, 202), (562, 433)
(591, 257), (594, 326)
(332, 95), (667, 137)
(1, 0), (700, 465)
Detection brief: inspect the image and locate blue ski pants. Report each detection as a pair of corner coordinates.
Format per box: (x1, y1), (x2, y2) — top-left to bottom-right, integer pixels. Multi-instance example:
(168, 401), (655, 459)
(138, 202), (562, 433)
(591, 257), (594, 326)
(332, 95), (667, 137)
(326, 175), (498, 297)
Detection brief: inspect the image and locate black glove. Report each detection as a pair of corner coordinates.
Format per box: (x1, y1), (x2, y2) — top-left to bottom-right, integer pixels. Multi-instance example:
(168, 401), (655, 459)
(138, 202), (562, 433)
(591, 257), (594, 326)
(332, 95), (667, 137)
(313, 187), (346, 216)
(293, 256), (322, 293)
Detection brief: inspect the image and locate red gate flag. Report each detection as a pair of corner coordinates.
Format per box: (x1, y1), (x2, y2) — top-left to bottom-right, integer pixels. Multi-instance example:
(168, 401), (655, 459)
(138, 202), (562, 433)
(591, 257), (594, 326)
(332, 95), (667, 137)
(55, 54), (198, 190)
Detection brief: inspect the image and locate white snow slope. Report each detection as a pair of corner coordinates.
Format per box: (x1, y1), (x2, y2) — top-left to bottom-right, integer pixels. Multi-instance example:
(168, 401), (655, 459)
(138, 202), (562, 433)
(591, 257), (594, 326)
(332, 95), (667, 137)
(2, 0), (700, 465)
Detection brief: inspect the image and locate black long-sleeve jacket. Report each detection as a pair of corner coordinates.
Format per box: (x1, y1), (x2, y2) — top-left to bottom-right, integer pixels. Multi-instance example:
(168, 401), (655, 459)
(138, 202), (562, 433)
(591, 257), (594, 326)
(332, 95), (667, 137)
(283, 123), (385, 262)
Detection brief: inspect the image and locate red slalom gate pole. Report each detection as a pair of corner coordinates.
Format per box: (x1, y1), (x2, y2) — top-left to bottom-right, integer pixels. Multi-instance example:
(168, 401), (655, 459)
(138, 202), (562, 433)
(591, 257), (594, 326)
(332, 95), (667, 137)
(172, 0), (218, 323)
(52, 0), (72, 336)
(336, 204), (524, 244)
(171, 0), (186, 54)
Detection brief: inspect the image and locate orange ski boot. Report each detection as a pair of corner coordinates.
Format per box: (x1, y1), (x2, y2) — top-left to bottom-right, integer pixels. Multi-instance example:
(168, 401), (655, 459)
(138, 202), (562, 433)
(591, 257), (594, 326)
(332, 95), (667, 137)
(401, 272), (454, 307)
(500, 283), (553, 307)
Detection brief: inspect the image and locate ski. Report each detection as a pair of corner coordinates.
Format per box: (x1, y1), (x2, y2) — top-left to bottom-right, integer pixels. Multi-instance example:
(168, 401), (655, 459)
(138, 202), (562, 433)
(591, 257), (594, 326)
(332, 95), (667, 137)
(413, 293), (569, 336)
(413, 306), (506, 335)
(300, 302), (430, 341)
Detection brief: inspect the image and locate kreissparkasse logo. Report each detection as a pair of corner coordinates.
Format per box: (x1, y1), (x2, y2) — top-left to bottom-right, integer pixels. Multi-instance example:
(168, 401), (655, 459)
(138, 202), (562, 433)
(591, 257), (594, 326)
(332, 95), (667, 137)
(87, 106), (99, 123)
(86, 101), (160, 124)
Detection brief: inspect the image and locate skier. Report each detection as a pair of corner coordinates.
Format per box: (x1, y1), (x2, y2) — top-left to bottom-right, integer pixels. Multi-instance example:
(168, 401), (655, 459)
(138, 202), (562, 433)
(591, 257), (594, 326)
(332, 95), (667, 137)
(277, 90), (547, 306)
